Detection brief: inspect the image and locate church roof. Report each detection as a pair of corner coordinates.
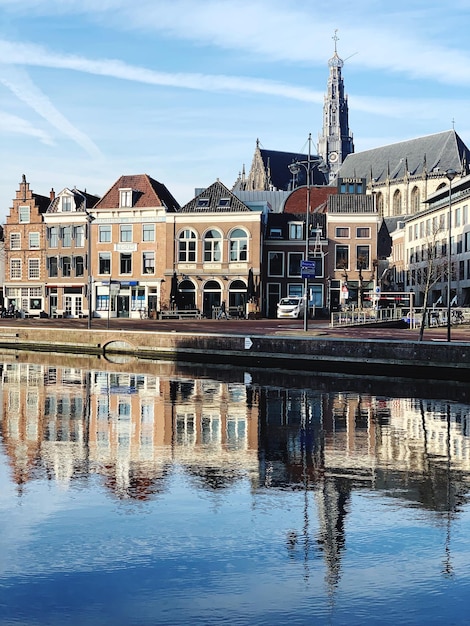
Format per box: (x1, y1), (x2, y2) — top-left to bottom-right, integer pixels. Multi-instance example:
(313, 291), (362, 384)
(180, 180), (252, 213)
(337, 130), (469, 183)
(259, 148), (328, 189)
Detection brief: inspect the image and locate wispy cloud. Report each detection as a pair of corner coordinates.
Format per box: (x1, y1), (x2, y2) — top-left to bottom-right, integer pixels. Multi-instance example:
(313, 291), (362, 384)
(0, 64), (102, 158)
(0, 109), (54, 145)
(0, 40), (324, 103)
(1, 0), (470, 86)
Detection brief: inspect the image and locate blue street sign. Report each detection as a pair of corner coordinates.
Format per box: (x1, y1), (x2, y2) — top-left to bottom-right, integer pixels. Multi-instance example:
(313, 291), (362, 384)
(301, 260), (316, 278)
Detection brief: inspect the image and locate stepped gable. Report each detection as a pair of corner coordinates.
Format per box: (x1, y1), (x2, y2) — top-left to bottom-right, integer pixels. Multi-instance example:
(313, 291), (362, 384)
(180, 180), (251, 213)
(94, 174), (180, 211)
(338, 130), (469, 183)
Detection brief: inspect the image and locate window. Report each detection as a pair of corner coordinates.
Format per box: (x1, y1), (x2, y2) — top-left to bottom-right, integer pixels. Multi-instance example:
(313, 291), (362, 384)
(62, 196), (72, 211)
(143, 251), (155, 274)
(142, 224), (155, 242)
(19, 206), (30, 223)
(28, 259), (40, 279)
(455, 207), (461, 227)
(268, 252), (284, 277)
(75, 226), (85, 247)
(179, 229), (197, 262)
(120, 224), (132, 243)
(356, 245), (370, 270)
(411, 187), (420, 214)
(288, 252), (302, 277)
(62, 226), (72, 247)
(335, 245), (349, 270)
(74, 256), (84, 277)
(120, 189), (132, 207)
(99, 225), (111, 242)
(29, 232), (40, 249)
(197, 198), (209, 207)
(356, 227), (370, 238)
(393, 190), (402, 216)
(47, 257), (58, 278)
(204, 229), (222, 262)
(10, 259), (21, 279)
(336, 227), (350, 238)
(218, 198), (231, 208)
(269, 228), (282, 238)
(120, 253), (132, 274)
(49, 227), (58, 248)
(99, 253), (111, 275)
(10, 233), (20, 250)
(61, 256), (71, 277)
(289, 223), (303, 240)
(229, 228), (248, 262)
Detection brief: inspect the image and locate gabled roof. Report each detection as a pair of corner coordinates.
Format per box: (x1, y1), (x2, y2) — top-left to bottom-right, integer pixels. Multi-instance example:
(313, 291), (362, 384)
(180, 180), (252, 213)
(47, 188), (100, 213)
(94, 174), (180, 211)
(337, 130), (469, 183)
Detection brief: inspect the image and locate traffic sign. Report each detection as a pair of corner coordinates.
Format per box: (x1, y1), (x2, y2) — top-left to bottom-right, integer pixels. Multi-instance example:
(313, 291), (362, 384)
(301, 260), (316, 278)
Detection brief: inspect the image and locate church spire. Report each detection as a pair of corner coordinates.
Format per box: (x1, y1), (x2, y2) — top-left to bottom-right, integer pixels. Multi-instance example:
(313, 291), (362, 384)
(318, 30), (354, 182)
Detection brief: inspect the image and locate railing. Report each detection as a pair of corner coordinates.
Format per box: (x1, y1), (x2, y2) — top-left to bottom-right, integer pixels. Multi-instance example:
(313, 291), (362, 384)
(330, 306), (470, 328)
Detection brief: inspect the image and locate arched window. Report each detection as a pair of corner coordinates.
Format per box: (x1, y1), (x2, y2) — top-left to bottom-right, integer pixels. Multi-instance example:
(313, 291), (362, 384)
(204, 229), (222, 262)
(228, 279), (247, 311)
(393, 190), (402, 216)
(411, 186), (420, 214)
(178, 279), (196, 310)
(229, 228), (248, 262)
(376, 192), (384, 217)
(178, 229), (197, 262)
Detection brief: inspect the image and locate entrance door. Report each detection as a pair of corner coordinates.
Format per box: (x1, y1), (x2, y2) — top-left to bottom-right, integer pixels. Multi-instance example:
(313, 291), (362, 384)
(203, 280), (222, 318)
(117, 295), (130, 318)
(49, 294), (58, 318)
(267, 283), (281, 318)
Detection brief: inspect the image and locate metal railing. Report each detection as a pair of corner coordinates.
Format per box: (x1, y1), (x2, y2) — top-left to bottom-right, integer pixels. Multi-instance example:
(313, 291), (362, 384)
(330, 306), (470, 328)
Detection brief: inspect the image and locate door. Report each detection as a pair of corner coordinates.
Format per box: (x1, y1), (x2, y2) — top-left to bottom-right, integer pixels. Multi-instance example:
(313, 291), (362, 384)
(117, 295), (130, 318)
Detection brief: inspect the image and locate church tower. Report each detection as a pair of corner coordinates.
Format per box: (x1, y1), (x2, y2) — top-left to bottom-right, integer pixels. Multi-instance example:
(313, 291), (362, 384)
(318, 31), (354, 182)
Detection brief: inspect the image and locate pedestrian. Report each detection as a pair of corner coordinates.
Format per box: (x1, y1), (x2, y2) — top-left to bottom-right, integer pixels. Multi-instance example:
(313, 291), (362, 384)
(217, 301), (227, 319)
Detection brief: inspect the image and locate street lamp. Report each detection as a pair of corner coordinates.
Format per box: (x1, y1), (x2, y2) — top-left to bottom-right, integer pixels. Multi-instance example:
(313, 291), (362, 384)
(85, 211), (95, 330)
(445, 169), (457, 342)
(288, 133), (328, 331)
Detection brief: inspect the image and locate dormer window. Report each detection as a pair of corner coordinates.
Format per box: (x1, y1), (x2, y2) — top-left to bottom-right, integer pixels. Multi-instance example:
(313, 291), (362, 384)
(218, 198), (231, 208)
(120, 189), (133, 208)
(62, 196), (72, 212)
(197, 198), (209, 207)
(269, 228), (282, 239)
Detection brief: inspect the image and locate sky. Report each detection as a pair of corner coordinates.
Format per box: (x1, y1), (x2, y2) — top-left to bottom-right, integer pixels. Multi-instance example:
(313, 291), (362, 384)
(1, 0), (470, 220)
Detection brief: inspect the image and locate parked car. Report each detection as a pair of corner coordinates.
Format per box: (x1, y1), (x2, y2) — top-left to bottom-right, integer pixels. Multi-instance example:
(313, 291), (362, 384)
(277, 297), (305, 319)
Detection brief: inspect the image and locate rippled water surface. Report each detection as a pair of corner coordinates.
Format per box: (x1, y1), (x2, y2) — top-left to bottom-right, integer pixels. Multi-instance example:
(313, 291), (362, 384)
(0, 356), (469, 625)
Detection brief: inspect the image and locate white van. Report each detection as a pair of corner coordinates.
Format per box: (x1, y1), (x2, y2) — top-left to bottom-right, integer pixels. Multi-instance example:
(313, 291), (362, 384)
(276, 297), (305, 319)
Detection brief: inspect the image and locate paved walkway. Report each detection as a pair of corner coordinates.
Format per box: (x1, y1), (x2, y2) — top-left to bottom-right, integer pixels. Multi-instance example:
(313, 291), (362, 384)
(0, 316), (469, 342)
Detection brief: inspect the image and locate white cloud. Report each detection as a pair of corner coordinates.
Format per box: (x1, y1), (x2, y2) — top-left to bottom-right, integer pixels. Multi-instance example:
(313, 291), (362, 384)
(0, 64), (102, 158)
(0, 109), (54, 144)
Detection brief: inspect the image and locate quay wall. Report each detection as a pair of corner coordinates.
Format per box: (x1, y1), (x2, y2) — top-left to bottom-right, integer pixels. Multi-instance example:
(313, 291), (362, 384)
(0, 325), (467, 381)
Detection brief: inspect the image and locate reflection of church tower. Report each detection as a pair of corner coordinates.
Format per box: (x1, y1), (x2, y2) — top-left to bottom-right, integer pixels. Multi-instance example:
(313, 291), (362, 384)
(315, 476), (351, 591)
(318, 31), (354, 182)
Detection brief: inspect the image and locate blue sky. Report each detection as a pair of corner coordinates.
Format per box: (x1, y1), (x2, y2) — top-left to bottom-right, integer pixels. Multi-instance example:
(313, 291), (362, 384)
(1, 0), (470, 219)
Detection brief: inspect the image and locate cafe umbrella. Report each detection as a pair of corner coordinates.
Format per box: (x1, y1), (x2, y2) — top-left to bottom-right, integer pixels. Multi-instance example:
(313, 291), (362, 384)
(247, 268), (256, 302)
(170, 272), (178, 309)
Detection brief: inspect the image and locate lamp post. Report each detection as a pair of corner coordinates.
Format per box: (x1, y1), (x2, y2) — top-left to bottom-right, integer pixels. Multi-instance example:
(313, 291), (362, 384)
(288, 134), (327, 331)
(85, 211), (95, 330)
(445, 169), (457, 342)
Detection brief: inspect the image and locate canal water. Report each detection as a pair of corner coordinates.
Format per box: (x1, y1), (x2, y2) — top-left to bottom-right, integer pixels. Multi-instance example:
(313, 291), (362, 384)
(1, 354), (470, 626)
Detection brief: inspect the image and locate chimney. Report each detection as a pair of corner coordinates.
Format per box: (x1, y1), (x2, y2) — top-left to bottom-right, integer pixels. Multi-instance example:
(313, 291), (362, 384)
(50, 188), (55, 201)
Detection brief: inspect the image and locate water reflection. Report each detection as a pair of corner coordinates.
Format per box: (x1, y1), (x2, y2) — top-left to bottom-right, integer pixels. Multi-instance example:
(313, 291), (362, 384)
(1, 354), (470, 624)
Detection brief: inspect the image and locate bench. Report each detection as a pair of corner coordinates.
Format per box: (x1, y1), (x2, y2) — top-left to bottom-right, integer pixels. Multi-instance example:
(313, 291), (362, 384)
(158, 310), (202, 320)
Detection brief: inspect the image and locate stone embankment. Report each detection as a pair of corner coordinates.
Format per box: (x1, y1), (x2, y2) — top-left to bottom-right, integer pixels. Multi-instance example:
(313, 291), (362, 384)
(0, 322), (468, 381)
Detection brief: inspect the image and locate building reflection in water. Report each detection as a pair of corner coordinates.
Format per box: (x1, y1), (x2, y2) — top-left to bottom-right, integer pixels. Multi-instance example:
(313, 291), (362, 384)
(1, 358), (470, 591)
